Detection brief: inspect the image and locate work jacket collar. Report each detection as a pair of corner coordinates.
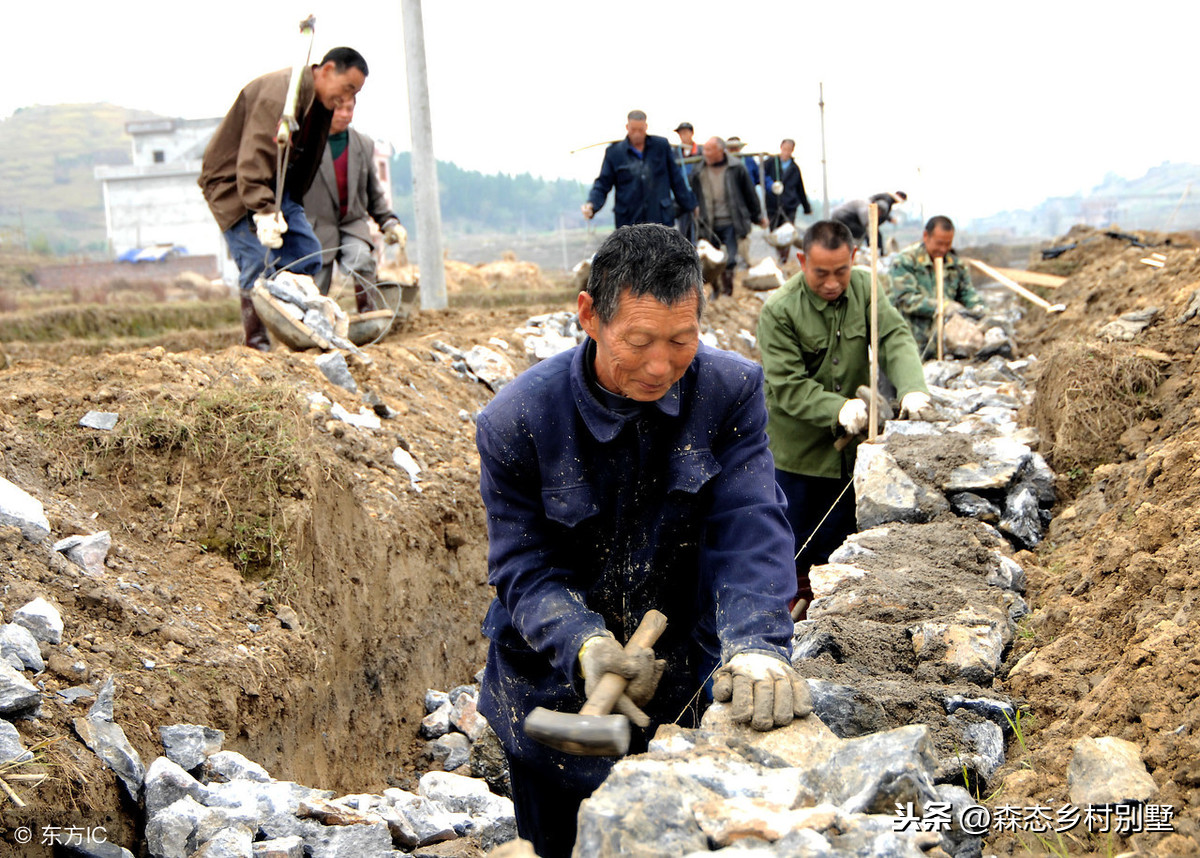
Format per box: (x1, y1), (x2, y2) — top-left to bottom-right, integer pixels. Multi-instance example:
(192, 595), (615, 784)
(797, 275), (846, 312)
(911, 243), (957, 268)
(570, 339), (683, 442)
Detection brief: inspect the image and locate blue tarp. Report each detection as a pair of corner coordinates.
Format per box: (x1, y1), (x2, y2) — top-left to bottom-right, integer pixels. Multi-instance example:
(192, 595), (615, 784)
(117, 245), (189, 263)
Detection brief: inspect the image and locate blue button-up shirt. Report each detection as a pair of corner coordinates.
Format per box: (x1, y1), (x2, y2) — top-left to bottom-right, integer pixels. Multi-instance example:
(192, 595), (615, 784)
(476, 339), (795, 785)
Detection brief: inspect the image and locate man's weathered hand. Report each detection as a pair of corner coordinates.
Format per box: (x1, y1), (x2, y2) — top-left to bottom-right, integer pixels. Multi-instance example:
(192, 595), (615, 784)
(712, 653), (812, 731)
(578, 634), (663, 727)
(581, 202), (595, 220)
(253, 211), (288, 249)
(838, 398), (869, 436)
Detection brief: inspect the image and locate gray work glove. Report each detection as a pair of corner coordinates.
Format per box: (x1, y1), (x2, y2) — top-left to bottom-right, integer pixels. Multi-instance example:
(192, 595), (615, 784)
(578, 634), (665, 728)
(712, 652), (813, 731)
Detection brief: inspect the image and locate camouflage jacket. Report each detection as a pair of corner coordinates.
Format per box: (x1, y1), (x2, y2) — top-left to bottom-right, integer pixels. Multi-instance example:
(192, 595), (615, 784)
(888, 242), (980, 349)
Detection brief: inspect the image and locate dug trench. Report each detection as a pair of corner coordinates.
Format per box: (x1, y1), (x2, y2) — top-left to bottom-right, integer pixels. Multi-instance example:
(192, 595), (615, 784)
(1, 232), (1199, 856)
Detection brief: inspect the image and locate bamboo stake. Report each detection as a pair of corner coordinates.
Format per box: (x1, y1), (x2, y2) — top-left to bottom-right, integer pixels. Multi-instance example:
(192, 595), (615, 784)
(935, 255), (945, 361)
(966, 258), (1066, 313)
(868, 203), (879, 442)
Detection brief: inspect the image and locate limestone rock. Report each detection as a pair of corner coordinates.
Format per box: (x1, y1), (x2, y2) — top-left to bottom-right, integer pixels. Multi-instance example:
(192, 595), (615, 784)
(464, 345), (515, 392)
(53, 531), (112, 576)
(854, 443), (948, 528)
(159, 724), (225, 771)
(0, 622), (45, 671)
(253, 836), (305, 858)
(0, 719), (33, 763)
(0, 661), (40, 716)
(203, 750), (271, 783)
(0, 476), (50, 542)
(145, 756), (213, 816)
(806, 679), (890, 738)
(1068, 736), (1159, 806)
(75, 679), (145, 800)
(314, 352), (358, 393)
(79, 411), (120, 431)
(189, 825), (254, 858)
(14, 596), (65, 644)
(1098, 306), (1159, 342)
(909, 609), (1007, 684)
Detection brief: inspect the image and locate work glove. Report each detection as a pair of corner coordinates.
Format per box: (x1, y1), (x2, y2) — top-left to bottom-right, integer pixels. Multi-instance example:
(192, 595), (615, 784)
(253, 211), (287, 249)
(899, 391), (934, 421)
(384, 221), (408, 247)
(712, 652), (813, 731)
(578, 634), (665, 728)
(837, 397), (869, 436)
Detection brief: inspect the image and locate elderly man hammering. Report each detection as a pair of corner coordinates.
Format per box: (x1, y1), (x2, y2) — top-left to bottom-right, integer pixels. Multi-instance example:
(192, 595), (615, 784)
(476, 223), (810, 858)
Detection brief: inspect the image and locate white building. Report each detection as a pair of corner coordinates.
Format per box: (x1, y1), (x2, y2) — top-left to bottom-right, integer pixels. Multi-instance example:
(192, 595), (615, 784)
(96, 118), (395, 287)
(94, 117), (236, 283)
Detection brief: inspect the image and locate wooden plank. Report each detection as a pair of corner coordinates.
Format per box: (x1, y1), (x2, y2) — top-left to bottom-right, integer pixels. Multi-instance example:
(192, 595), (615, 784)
(985, 266), (1067, 288)
(965, 259), (1066, 313)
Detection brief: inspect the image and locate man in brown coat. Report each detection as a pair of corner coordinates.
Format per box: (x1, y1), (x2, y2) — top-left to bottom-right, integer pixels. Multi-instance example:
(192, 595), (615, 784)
(303, 94), (406, 311)
(199, 47), (369, 350)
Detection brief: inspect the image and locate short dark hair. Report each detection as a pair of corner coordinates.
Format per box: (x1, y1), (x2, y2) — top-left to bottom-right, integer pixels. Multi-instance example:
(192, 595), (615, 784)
(925, 215), (955, 234)
(801, 220), (855, 254)
(587, 224), (703, 323)
(320, 47), (369, 77)
(780, 138), (795, 148)
(627, 109), (647, 122)
(894, 190), (908, 201)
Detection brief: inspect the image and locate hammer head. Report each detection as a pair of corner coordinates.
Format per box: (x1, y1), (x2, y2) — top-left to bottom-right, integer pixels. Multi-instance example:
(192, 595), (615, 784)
(854, 384), (895, 423)
(524, 706), (631, 757)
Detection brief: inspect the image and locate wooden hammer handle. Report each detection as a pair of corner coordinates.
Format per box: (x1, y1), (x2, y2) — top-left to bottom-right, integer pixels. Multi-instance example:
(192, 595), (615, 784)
(580, 610), (668, 717)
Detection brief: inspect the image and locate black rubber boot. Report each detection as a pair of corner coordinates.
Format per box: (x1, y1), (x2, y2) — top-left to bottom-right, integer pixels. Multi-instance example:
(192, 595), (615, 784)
(355, 283), (377, 314)
(240, 292), (271, 352)
(720, 269), (735, 298)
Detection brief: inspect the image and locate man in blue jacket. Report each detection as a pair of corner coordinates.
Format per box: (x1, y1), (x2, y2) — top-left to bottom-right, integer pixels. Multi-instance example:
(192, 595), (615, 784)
(581, 111), (697, 229)
(476, 224), (809, 858)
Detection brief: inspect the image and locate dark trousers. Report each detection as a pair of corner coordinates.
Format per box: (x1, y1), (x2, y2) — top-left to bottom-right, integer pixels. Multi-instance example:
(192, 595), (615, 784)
(676, 211), (696, 245)
(506, 750), (596, 858)
(775, 469), (858, 611)
(221, 191), (323, 291)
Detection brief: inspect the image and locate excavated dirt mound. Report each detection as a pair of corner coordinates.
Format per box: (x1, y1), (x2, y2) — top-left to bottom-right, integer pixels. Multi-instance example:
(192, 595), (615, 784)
(989, 226), (1200, 855)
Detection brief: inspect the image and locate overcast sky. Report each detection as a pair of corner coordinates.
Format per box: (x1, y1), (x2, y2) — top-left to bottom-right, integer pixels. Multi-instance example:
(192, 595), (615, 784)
(7, 1), (1197, 222)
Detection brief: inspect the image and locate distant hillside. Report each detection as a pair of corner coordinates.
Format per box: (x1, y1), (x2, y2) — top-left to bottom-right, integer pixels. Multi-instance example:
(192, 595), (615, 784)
(0, 104), (588, 258)
(968, 161), (1200, 240)
(0, 104), (160, 254)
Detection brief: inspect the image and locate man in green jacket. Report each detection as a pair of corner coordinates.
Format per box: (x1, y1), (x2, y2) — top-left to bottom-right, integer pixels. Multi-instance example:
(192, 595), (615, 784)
(757, 221), (931, 618)
(888, 215), (983, 357)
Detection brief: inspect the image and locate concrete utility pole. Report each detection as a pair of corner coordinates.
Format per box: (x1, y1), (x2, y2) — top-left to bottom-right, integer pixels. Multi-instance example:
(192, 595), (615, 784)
(401, 0), (447, 310)
(819, 82), (830, 219)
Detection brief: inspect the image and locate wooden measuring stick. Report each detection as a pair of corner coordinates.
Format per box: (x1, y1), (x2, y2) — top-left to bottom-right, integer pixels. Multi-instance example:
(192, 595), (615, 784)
(868, 203), (879, 442)
(935, 255), (945, 361)
(966, 258), (1064, 313)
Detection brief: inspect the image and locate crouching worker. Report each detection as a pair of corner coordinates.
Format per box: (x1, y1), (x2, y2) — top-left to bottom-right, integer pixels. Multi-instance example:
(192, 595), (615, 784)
(476, 223), (810, 858)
